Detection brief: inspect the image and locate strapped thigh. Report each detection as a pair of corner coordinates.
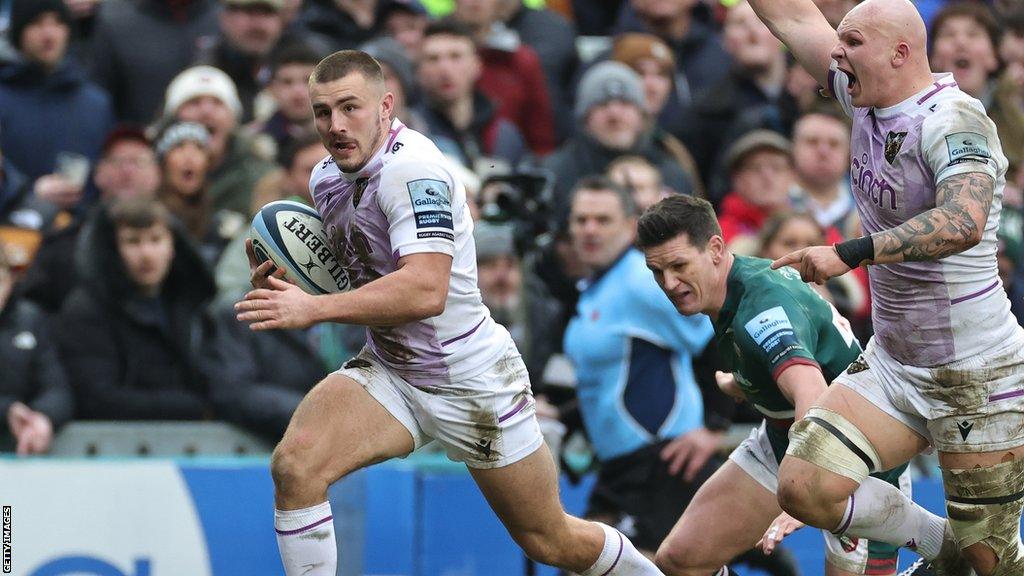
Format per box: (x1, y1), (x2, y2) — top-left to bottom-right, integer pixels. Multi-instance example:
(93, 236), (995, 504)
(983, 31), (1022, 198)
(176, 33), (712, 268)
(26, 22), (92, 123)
(943, 457), (1024, 575)
(787, 407), (882, 483)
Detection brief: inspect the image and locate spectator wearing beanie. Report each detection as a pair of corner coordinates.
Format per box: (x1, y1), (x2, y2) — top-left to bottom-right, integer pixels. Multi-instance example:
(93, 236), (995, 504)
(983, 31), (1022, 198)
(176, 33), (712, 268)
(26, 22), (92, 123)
(155, 121), (246, 267)
(612, 32), (704, 197)
(542, 61), (696, 223)
(90, 0), (219, 123)
(162, 65), (276, 217)
(0, 0), (113, 183)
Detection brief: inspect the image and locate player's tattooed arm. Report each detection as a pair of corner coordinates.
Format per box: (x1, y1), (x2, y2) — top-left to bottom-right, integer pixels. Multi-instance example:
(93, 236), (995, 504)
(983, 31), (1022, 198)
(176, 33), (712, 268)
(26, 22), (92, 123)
(869, 172), (994, 263)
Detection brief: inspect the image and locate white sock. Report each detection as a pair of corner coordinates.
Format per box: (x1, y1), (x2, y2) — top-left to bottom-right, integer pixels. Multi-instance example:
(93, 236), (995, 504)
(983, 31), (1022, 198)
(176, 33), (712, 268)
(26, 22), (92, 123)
(833, 476), (946, 560)
(580, 522), (664, 576)
(274, 501), (337, 576)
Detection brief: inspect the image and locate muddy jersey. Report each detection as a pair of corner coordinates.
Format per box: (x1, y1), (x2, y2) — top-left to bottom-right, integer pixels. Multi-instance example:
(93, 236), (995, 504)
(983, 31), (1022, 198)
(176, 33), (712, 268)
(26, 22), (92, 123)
(309, 119), (508, 385)
(828, 62), (1015, 367)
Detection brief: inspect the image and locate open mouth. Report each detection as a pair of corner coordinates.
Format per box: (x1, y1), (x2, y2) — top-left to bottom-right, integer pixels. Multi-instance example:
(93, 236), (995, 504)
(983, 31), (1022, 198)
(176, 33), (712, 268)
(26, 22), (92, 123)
(954, 57), (972, 72)
(840, 67), (858, 94)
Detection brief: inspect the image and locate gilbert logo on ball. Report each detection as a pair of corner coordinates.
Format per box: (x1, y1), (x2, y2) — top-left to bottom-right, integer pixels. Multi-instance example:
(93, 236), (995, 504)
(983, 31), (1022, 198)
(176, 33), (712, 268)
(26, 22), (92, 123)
(249, 200), (351, 295)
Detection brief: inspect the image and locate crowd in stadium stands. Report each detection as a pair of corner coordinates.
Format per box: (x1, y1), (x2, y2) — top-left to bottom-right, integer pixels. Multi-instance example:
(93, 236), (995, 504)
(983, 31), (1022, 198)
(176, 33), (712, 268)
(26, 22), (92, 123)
(0, 0), (1023, 555)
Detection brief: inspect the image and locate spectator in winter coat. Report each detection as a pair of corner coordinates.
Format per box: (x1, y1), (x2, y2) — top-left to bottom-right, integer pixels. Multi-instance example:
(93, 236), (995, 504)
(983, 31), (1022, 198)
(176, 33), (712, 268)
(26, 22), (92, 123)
(56, 197), (218, 420)
(0, 243), (72, 454)
(0, 0), (113, 184)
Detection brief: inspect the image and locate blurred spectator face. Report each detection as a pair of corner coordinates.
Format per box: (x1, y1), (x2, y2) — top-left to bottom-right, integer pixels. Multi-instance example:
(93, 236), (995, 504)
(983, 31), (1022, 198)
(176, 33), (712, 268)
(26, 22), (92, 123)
(786, 61), (821, 111)
(930, 15), (999, 97)
(418, 34), (481, 105)
(632, 0), (696, 21)
(220, 3), (285, 57)
(286, 142), (325, 203)
(570, 188), (635, 270)
(761, 215), (824, 260)
(116, 222), (175, 296)
(454, 0), (500, 29)
(607, 158), (665, 212)
(380, 62), (409, 119)
(724, 1), (783, 74)
(733, 149), (794, 210)
(585, 100), (645, 151)
(813, 0), (857, 27)
(793, 114), (850, 190)
(634, 59), (673, 116)
(270, 62), (316, 123)
(478, 254), (522, 318)
(385, 11), (428, 57)
(1001, 30), (1024, 92)
(176, 96), (237, 159)
(94, 140), (160, 201)
(19, 12), (69, 70)
(163, 142), (211, 198)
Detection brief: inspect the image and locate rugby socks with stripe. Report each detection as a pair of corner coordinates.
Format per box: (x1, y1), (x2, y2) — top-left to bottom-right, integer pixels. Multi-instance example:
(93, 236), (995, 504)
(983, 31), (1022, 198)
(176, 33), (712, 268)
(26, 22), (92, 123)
(580, 522), (663, 575)
(274, 501), (337, 576)
(833, 476), (946, 561)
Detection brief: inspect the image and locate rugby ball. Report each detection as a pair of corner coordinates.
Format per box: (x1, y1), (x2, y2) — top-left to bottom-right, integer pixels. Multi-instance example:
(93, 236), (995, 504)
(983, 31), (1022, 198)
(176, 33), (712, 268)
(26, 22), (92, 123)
(249, 200), (351, 295)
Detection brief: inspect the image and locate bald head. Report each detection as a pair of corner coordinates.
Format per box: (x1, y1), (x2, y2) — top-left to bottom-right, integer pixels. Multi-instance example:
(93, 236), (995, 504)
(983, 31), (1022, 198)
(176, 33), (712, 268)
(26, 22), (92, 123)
(843, 0), (927, 56)
(833, 0), (933, 107)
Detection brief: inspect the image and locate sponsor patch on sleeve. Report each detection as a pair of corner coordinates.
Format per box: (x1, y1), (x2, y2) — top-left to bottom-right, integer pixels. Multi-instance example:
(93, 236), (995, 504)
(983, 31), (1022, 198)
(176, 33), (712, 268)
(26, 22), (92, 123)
(407, 178), (454, 238)
(744, 306), (805, 363)
(945, 132), (992, 167)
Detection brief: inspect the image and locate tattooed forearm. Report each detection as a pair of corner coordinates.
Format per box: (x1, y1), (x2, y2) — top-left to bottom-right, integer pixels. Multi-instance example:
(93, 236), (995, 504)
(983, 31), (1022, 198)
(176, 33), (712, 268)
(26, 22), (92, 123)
(870, 172), (994, 264)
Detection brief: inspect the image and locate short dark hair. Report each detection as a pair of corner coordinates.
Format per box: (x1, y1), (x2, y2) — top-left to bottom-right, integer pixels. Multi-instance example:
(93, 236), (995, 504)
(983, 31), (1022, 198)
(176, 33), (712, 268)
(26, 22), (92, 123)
(570, 175), (637, 217)
(108, 197), (172, 230)
(271, 41), (324, 79)
(422, 18), (477, 44)
(1005, 10), (1024, 37)
(311, 50), (385, 87)
(636, 195), (721, 250)
(930, 3), (1001, 55)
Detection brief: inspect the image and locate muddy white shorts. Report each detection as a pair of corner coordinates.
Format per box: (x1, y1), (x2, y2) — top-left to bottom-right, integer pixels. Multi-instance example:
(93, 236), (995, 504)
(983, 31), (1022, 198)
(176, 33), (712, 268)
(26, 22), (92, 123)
(835, 329), (1024, 453)
(333, 338), (543, 469)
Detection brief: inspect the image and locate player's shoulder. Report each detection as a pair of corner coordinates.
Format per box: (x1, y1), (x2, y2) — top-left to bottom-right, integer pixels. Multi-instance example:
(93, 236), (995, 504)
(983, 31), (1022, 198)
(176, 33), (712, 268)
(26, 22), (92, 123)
(921, 84), (991, 128)
(309, 154), (339, 188)
(732, 260), (815, 324)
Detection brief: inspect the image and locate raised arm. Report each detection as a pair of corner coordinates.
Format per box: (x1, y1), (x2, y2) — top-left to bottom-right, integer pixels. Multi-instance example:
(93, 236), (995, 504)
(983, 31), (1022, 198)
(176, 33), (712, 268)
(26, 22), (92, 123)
(870, 172), (992, 263)
(746, 0), (838, 87)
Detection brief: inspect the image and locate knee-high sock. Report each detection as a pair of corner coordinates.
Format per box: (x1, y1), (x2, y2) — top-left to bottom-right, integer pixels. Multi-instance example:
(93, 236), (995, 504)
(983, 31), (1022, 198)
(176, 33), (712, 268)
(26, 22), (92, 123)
(275, 501), (337, 576)
(580, 522), (663, 575)
(833, 476), (946, 560)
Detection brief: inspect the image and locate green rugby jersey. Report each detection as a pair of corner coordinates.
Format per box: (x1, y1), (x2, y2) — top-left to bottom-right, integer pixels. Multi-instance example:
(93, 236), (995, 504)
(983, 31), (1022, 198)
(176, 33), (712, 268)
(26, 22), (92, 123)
(716, 256), (864, 457)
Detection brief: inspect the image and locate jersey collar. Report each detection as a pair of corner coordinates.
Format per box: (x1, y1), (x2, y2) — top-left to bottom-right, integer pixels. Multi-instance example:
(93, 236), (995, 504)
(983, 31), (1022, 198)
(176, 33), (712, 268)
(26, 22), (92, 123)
(337, 118), (405, 182)
(872, 73), (957, 119)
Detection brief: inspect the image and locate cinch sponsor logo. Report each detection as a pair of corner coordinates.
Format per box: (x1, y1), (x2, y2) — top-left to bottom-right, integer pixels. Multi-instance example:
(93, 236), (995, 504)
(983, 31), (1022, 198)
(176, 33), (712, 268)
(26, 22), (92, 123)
(282, 217), (347, 290)
(851, 153), (898, 210)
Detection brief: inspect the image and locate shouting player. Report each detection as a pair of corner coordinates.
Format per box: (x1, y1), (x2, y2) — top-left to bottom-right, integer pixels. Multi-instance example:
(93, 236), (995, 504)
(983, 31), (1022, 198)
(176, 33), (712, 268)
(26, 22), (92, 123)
(235, 50), (665, 576)
(745, 0), (1024, 574)
(638, 194), (919, 576)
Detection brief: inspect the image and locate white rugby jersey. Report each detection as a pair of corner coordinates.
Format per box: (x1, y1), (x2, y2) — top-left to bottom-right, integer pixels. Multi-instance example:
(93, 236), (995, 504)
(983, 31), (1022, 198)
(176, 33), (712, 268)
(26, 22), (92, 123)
(309, 119), (509, 384)
(828, 62), (1016, 367)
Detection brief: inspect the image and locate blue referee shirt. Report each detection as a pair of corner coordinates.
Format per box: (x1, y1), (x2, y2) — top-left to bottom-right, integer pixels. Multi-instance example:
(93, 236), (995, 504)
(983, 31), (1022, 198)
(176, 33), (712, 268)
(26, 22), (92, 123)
(564, 248), (715, 461)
